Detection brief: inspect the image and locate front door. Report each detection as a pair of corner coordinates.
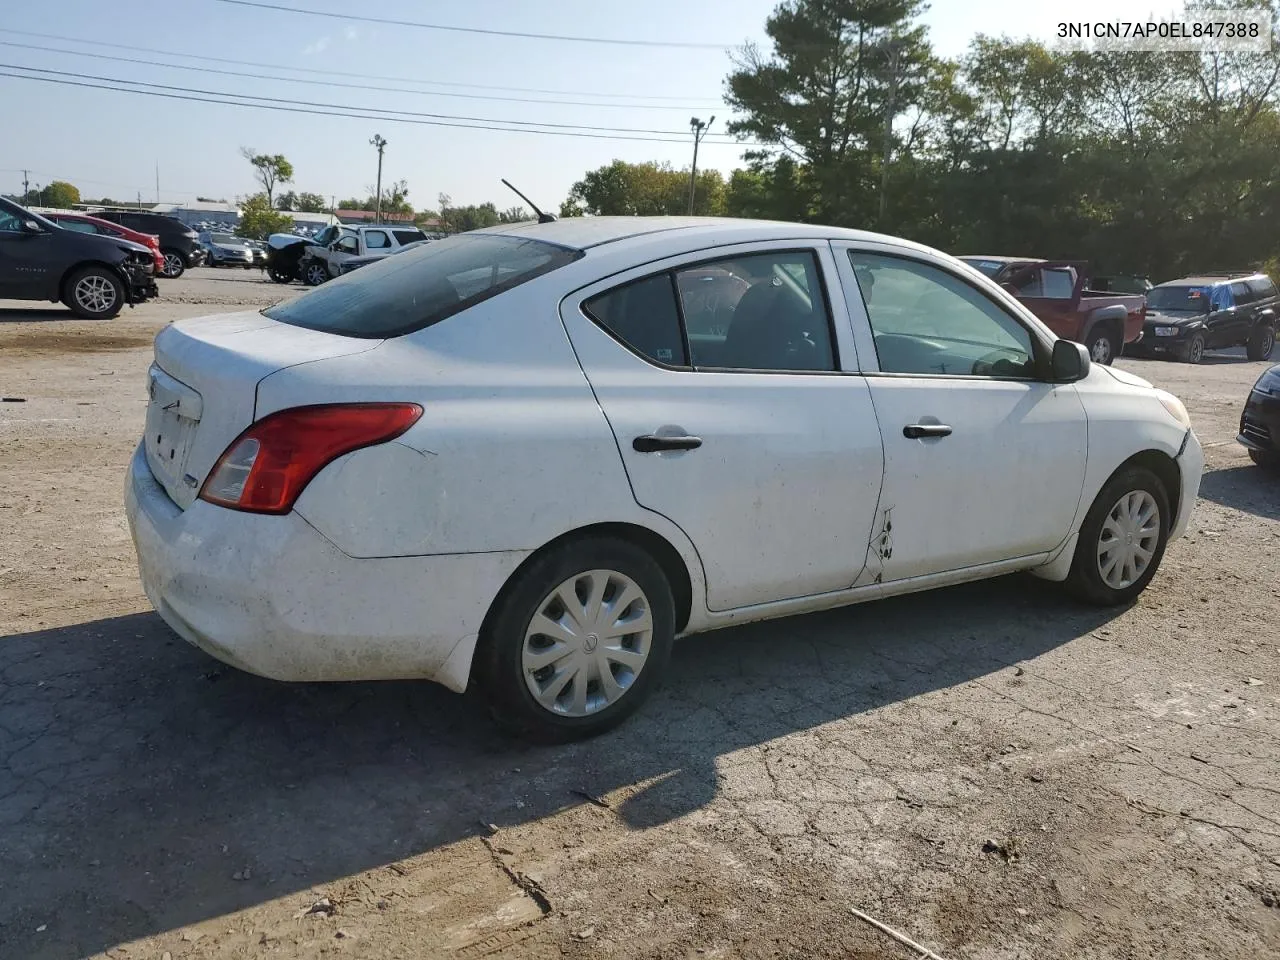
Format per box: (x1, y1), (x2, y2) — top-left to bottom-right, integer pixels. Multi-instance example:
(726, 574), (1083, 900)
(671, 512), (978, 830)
(0, 207), (54, 299)
(834, 244), (1088, 581)
(561, 243), (885, 612)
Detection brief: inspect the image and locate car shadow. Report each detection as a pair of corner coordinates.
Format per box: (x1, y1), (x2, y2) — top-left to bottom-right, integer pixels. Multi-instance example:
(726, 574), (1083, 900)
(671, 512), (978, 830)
(1197, 463), (1280, 520)
(0, 308), (76, 324)
(0, 576), (1118, 957)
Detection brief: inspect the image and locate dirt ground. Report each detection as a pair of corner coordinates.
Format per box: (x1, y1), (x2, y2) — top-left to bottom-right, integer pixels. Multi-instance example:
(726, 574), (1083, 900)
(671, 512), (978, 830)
(2, 269), (1279, 960)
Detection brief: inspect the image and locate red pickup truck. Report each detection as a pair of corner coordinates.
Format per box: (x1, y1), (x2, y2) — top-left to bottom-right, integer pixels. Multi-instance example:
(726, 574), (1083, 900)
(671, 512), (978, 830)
(959, 257), (1147, 365)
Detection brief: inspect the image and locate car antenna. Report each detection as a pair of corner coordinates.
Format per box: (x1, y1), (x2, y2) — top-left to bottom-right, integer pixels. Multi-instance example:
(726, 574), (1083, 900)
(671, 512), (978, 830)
(501, 178), (556, 223)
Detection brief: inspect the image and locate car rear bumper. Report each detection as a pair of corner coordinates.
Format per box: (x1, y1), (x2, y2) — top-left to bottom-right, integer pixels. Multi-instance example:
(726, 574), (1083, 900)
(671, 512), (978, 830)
(124, 444), (528, 691)
(1238, 389), (1280, 453)
(1171, 428), (1203, 541)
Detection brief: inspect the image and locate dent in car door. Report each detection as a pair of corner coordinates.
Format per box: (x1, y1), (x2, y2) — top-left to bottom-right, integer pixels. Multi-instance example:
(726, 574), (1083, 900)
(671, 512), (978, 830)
(561, 242), (885, 612)
(834, 243), (1088, 581)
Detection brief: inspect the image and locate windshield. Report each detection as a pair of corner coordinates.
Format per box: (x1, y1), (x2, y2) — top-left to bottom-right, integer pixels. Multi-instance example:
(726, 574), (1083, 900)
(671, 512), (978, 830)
(210, 233), (239, 244)
(959, 258), (1008, 278)
(1148, 285), (1212, 313)
(263, 233), (582, 338)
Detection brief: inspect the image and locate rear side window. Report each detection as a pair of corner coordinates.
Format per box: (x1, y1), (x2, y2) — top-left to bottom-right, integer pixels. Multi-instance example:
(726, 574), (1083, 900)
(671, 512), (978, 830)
(58, 220), (100, 234)
(264, 234), (581, 338)
(365, 230), (390, 249)
(1248, 277), (1278, 299)
(1230, 281), (1254, 304)
(393, 230), (425, 245)
(584, 275), (688, 367)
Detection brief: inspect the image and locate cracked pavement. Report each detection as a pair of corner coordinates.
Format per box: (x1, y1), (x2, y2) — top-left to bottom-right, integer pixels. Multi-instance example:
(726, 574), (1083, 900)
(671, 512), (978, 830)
(2, 276), (1279, 958)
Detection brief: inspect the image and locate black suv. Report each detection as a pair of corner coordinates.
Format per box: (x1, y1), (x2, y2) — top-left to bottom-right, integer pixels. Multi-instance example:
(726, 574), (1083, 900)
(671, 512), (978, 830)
(0, 197), (158, 318)
(1135, 273), (1277, 363)
(93, 210), (206, 278)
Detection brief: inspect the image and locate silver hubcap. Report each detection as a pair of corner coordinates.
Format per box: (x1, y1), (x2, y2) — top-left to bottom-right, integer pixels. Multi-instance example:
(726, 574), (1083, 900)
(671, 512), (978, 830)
(163, 253), (182, 276)
(308, 265), (326, 284)
(1097, 490), (1160, 589)
(1263, 330), (1274, 357)
(1189, 338), (1203, 362)
(74, 275), (117, 313)
(521, 569), (653, 718)
(1090, 336), (1112, 363)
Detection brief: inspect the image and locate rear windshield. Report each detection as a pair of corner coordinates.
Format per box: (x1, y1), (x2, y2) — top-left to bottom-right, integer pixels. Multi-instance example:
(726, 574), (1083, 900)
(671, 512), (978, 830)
(263, 233), (582, 338)
(1148, 285), (1213, 312)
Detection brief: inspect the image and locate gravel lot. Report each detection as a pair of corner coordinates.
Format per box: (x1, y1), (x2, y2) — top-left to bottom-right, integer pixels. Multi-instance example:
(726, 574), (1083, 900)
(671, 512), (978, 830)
(2, 269), (1278, 959)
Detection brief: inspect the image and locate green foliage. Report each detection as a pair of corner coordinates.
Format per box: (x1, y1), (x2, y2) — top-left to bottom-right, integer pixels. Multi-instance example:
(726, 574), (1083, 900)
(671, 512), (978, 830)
(39, 181), (81, 208)
(237, 192), (293, 240)
(562, 160), (726, 216)
(437, 193), (501, 232)
(295, 192), (329, 213)
(337, 198), (363, 210)
(240, 149), (294, 207)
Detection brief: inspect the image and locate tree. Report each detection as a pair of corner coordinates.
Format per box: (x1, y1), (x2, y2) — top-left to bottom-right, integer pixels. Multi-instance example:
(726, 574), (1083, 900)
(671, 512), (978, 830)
(240, 148), (294, 208)
(39, 181), (81, 208)
(437, 193), (501, 232)
(296, 192), (328, 213)
(196, 195), (228, 203)
(237, 192), (293, 239)
(499, 206), (529, 223)
(276, 190), (298, 211)
(562, 160), (725, 216)
(337, 198), (363, 210)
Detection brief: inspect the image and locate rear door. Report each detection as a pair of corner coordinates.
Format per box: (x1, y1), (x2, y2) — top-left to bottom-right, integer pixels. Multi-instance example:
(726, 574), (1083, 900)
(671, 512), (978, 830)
(833, 242), (1087, 581)
(560, 241), (886, 612)
(1218, 282), (1255, 347)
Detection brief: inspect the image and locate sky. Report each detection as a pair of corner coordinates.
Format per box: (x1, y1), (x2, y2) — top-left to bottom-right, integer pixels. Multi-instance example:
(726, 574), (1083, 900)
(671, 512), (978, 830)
(0, 0), (1187, 212)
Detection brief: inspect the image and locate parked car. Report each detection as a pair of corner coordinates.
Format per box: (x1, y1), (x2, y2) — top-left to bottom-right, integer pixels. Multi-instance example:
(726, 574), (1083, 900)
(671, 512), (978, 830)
(299, 224), (429, 285)
(337, 239), (430, 275)
(1238, 363), (1280, 469)
(198, 232), (255, 268)
(1129, 274), (1277, 364)
(93, 210), (206, 278)
(958, 257), (1146, 365)
(244, 239), (268, 266)
(40, 210), (165, 276)
(126, 218), (1203, 741)
(265, 233), (313, 284)
(0, 197), (158, 318)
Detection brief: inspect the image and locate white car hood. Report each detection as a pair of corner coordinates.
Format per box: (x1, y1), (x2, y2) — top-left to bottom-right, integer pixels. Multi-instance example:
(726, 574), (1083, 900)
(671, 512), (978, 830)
(1099, 365), (1153, 390)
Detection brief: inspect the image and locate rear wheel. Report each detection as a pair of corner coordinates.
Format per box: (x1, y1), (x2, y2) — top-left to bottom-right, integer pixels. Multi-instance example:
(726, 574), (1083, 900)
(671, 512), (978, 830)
(63, 267), (125, 319)
(1066, 466), (1170, 606)
(1183, 332), (1206, 364)
(160, 250), (185, 279)
(1249, 448), (1280, 471)
(1247, 324), (1276, 361)
(475, 537), (675, 742)
(1085, 326), (1119, 365)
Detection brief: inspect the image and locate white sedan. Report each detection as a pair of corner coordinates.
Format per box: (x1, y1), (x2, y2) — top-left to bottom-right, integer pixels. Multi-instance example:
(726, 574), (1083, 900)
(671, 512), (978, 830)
(126, 217), (1203, 741)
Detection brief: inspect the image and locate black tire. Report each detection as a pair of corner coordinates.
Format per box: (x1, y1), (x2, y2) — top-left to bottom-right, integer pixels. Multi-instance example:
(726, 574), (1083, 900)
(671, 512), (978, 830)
(1249, 448), (1280, 471)
(1247, 324), (1276, 361)
(302, 260), (329, 286)
(62, 266), (125, 320)
(1183, 332), (1206, 364)
(1066, 465), (1171, 606)
(474, 537), (676, 743)
(160, 249), (185, 279)
(268, 265), (294, 284)
(1085, 325), (1120, 366)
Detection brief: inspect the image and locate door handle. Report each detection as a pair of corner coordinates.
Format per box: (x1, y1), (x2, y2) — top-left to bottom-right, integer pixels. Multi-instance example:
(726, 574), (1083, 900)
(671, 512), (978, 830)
(903, 423), (952, 439)
(633, 434), (702, 453)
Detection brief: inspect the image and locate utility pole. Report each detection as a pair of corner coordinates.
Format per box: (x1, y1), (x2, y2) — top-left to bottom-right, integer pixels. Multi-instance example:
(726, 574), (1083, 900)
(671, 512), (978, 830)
(687, 116), (714, 215)
(155, 162), (160, 204)
(21, 169), (30, 204)
(370, 134), (387, 223)
(878, 40), (901, 226)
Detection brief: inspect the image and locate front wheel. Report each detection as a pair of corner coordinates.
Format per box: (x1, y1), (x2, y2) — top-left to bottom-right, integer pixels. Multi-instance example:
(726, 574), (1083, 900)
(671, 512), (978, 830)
(1085, 326), (1119, 366)
(474, 537), (676, 742)
(63, 267), (125, 319)
(160, 250), (185, 279)
(1183, 332), (1206, 364)
(268, 264), (294, 284)
(1247, 324), (1276, 361)
(303, 260), (329, 286)
(1066, 466), (1171, 606)
(1249, 448), (1280, 471)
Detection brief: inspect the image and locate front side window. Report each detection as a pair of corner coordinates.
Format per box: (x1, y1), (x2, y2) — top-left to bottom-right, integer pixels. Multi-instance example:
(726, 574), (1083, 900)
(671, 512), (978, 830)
(336, 236), (359, 254)
(849, 252), (1036, 378)
(0, 207), (22, 233)
(264, 234), (581, 338)
(675, 251), (835, 371)
(365, 230), (390, 249)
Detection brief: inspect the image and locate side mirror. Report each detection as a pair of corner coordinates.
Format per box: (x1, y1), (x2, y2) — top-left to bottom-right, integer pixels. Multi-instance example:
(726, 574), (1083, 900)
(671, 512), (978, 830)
(1052, 339), (1091, 383)
(21, 219), (41, 234)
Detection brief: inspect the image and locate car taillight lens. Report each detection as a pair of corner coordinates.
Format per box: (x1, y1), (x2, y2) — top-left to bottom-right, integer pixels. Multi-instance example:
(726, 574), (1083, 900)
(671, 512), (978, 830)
(199, 403), (422, 514)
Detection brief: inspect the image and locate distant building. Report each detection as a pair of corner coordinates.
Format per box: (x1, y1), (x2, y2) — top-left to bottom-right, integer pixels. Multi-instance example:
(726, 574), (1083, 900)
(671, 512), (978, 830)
(335, 209), (416, 225)
(153, 201), (241, 229)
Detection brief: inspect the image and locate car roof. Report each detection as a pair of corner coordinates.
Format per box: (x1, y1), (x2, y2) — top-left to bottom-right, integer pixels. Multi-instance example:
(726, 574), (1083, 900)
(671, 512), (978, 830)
(1157, 275), (1267, 287)
(472, 216), (941, 255)
(958, 255), (1045, 264)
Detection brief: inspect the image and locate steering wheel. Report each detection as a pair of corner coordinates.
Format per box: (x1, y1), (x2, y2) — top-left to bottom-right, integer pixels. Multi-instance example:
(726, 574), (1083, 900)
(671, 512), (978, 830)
(971, 349), (1029, 377)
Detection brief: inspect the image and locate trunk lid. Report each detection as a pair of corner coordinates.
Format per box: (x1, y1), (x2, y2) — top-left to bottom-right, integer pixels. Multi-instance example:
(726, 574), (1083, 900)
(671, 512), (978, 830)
(145, 311), (381, 508)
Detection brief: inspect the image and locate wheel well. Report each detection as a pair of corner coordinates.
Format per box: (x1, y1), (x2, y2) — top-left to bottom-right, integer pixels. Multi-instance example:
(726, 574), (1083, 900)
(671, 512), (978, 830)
(488, 522), (694, 636)
(1114, 449), (1181, 520)
(58, 261), (126, 302)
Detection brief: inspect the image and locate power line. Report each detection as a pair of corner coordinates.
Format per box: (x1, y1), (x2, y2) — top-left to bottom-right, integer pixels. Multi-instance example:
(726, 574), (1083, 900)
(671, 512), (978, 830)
(0, 63), (745, 138)
(0, 28), (720, 103)
(0, 39), (720, 111)
(214, 0), (733, 49)
(0, 68), (756, 146)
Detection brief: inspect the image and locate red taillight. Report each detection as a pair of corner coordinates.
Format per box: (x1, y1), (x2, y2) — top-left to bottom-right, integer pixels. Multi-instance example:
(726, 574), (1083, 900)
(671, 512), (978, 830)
(199, 403), (423, 514)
